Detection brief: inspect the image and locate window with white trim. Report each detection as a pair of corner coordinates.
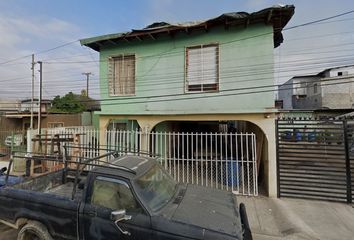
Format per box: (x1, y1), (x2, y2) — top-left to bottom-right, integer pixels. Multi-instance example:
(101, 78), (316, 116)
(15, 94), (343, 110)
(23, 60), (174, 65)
(186, 44), (219, 92)
(108, 55), (135, 96)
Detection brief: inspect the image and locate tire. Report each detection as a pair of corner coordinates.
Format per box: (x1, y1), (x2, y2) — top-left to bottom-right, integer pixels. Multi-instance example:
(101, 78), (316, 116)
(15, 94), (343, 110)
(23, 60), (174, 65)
(17, 221), (53, 240)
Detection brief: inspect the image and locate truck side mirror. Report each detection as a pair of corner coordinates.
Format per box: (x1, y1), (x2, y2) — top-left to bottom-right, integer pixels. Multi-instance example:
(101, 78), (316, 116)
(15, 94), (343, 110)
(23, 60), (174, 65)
(111, 210), (127, 221)
(111, 210), (132, 236)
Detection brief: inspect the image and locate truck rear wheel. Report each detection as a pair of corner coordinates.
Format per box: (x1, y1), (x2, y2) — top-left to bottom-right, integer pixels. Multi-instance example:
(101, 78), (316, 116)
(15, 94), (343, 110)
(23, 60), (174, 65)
(17, 221), (53, 240)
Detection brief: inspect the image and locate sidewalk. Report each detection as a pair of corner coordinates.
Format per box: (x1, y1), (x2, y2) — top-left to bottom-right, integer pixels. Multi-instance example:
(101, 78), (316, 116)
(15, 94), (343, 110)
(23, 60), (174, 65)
(238, 196), (354, 240)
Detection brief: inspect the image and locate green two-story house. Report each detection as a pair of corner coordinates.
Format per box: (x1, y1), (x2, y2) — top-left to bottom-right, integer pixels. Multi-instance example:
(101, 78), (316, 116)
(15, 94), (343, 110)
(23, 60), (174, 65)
(80, 5), (294, 197)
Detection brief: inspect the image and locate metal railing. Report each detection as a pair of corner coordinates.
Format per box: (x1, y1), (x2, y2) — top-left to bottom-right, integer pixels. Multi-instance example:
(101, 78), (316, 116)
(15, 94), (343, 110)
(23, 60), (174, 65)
(0, 130), (26, 164)
(30, 127), (258, 196)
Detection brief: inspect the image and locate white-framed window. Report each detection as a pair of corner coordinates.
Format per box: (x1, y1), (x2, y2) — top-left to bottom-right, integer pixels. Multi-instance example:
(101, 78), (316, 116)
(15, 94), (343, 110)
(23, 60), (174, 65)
(185, 44), (219, 92)
(108, 55), (136, 96)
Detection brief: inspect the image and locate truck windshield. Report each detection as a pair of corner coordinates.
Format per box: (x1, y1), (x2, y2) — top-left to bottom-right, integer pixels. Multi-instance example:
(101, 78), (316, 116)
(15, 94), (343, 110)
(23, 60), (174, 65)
(134, 164), (177, 211)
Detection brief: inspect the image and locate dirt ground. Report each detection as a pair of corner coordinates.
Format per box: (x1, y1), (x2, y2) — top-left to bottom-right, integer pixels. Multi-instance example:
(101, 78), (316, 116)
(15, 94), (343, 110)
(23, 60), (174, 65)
(0, 223), (17, 240)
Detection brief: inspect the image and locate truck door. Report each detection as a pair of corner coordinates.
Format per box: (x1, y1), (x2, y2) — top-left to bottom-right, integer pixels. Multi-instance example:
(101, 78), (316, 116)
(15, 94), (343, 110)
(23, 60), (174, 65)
(81, 176), (151, 240)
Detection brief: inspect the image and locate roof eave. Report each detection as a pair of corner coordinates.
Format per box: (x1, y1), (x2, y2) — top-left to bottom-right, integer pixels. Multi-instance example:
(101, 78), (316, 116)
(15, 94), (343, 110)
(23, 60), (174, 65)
(80, 5), (295, 51)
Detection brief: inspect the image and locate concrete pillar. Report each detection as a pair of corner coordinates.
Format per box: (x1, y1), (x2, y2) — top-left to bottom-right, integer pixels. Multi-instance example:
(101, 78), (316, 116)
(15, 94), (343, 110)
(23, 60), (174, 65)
(136, 119), (160, 153)
(99, 116), (110, 157)
(26, 129), (34, 153)
(255, 117), (277, 198)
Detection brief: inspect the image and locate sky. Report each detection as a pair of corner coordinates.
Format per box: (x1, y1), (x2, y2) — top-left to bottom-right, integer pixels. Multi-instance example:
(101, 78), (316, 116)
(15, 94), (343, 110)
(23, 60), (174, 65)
(0, 0), (354, 102)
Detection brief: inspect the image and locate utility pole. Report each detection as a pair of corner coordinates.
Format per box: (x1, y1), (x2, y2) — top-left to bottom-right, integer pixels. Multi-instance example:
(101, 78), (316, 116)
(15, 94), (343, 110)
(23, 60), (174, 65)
(82, 72), (92, 97)
(30, 54), (35, 130)
(37, 61), (42, 137)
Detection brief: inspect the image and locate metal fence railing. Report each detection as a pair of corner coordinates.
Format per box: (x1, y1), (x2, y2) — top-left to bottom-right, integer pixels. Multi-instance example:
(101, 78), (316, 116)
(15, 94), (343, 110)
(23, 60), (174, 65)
(26, 127), (258, 196)
(0, 130), (26, 158)
(0, 130), (27, 172)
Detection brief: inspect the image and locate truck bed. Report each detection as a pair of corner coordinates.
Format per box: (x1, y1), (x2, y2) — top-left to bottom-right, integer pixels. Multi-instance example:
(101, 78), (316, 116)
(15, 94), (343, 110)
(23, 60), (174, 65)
(12, 169), (86, 201)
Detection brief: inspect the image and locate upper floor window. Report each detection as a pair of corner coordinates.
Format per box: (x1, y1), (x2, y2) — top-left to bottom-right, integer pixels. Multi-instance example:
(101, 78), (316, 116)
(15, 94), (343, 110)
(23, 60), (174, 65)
(185, 44), (219, 92)
(108, 55), (136, 96)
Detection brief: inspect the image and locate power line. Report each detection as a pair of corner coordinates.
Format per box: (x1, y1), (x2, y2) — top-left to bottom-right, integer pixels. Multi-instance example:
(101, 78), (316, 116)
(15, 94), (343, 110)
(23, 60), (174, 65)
(19, 73), (354, 105)
(0, 8), (353, 67)
(1, 47), (351, 87)
(1, 54), (353, 98)
(285, 9), (354, 30)
(1, 9), (354, 102)
(0, 40), (78, 66)
(0, 11), (351, 87)
(86, 76), (354, 107)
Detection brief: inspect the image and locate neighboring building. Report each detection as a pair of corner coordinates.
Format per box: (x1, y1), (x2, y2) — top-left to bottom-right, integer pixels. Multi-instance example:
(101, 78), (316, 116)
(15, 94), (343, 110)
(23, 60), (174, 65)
(2, 112), (93, 131)
(80, 5), (295, 197)
(278, 75), (320, 109)
(1, 98), (93, 131)
(0, 100), (19, 113)
(19, 99), (52, 113)
(278, 65), (354, 110)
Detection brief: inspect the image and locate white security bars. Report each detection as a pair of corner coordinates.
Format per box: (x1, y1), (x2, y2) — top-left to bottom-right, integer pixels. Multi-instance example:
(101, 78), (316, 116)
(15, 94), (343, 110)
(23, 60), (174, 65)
(41, 128), (258, 196)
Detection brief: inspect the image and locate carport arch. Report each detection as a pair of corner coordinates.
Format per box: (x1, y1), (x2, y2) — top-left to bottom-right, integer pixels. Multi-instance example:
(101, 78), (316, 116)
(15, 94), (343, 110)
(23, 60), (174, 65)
(98, 114), (277, 197)
(149, 120), (269, 196)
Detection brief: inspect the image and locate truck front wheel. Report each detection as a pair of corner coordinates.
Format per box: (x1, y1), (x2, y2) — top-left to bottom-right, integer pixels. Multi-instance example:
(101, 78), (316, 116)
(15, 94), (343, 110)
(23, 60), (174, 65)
(17, 221), (53, 240)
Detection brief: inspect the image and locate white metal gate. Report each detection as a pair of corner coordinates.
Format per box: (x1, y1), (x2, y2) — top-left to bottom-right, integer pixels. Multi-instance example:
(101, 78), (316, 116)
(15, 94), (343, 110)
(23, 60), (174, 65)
(106, 130), (258, 196)
(37, 128), (258, 196)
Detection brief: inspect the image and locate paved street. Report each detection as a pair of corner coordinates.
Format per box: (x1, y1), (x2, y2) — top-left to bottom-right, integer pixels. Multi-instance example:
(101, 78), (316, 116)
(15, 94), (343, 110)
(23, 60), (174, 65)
(238, 196), (354, 240)
(1, 196), (354, 240)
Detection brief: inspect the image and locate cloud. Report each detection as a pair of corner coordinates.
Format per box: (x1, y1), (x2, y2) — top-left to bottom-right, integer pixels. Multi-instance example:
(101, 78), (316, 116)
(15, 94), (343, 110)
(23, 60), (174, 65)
(0, 14), (100, 100)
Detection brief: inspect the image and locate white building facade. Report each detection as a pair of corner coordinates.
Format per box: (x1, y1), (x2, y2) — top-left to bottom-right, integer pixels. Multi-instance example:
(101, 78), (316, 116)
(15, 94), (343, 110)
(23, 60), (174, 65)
(278, 65), (354, 110)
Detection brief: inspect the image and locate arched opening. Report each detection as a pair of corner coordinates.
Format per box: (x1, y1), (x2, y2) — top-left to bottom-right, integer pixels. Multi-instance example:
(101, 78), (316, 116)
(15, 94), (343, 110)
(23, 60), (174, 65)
(150, 120), (268, 196)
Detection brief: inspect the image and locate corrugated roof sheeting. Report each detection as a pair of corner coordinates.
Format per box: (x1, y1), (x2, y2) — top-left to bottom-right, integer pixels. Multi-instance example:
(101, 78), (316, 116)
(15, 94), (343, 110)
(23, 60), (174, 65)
(80, 4), (295, 51)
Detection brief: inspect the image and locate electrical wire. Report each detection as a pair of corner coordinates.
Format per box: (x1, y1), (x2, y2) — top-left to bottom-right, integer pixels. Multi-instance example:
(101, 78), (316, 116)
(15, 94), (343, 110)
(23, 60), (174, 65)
(0, 7), (353, 67)
(1, 8), (354, 104)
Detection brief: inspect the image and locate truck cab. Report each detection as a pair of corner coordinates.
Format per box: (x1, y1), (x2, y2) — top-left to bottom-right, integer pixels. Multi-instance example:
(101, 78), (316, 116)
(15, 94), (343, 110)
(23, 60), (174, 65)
(0, 154), (252, 240)
(80, 155), (250, 239)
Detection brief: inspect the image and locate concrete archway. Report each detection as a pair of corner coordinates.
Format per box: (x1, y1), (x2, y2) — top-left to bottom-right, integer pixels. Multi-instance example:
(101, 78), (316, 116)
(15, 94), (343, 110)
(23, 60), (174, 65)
(98, 113), (276, 197)
(150, 119), (273, 196)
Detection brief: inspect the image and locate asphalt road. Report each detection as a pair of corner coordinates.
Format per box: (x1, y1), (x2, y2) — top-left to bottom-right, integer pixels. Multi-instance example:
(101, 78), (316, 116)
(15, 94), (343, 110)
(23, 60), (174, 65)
(0, 223), (17, 240)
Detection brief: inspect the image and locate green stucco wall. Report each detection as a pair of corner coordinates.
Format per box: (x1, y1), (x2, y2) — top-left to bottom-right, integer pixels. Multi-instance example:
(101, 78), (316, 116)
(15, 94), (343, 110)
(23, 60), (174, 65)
(99, 24), (275, 115)
(92, 112), (100, 129)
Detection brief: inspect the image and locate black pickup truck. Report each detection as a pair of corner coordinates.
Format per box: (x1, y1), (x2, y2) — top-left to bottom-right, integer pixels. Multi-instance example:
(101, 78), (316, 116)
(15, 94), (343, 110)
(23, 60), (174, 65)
(0, 154), (252, 240)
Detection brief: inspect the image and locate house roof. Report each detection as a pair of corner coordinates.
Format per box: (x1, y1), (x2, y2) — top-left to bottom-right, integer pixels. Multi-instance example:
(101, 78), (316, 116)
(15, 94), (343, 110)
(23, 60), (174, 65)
(291, 75), (319, 79)
(287, 64), (354, 80)
(80, 5), (295, 51)
(317, 64), (354, 76)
